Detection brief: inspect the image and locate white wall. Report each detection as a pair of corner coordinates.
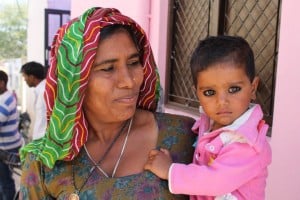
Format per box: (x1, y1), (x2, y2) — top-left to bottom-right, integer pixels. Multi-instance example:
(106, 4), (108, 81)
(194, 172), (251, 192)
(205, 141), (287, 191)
(25, 0), (47, 137)
(27, 0), (46, 63)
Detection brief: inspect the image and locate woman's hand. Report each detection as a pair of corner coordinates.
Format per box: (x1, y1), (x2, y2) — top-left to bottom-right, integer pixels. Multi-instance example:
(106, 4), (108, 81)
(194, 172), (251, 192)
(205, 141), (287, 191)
(144, 148), (172, 180)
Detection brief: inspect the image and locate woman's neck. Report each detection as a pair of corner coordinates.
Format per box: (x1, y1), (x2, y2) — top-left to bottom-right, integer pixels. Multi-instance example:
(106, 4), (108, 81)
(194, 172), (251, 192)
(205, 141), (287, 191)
(87, 120), (129, 143)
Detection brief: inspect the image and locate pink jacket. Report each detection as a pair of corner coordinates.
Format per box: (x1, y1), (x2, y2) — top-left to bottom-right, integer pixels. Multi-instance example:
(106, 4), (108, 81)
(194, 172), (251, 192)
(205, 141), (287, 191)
(169, 104), (272, 200)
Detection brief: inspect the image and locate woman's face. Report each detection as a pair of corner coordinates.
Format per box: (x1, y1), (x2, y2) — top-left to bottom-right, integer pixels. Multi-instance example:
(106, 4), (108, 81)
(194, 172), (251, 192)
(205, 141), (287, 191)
(83, 29), (144, 123)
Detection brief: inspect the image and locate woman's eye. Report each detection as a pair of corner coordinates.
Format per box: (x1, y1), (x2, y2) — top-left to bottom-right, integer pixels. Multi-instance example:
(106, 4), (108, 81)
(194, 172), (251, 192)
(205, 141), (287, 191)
(128, 60), (141, 67)
(203, 90), (215, 96)
(101, 66), (114, 72)
(228, 86), (241, 93)
(93, 64), (114, 72)
(94, 65), (114, 72)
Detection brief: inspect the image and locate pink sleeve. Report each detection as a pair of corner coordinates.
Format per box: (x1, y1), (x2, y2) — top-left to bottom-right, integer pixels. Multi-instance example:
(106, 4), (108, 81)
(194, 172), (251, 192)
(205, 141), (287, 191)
(168, 142), (269, 196)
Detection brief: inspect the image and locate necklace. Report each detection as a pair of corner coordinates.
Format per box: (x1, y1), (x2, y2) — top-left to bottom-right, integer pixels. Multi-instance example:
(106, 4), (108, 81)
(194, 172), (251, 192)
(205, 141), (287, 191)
(86, 117), (133, 177)
(69, 118), (133, 200)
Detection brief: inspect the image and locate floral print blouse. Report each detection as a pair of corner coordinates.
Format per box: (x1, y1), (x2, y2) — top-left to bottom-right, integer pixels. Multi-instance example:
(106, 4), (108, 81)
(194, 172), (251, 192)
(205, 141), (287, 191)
(20, 112), (196, 200)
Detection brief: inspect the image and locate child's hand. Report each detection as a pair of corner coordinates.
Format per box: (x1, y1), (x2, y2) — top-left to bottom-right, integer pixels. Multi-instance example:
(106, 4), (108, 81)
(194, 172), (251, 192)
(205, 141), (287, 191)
(144, 148), (172, 180)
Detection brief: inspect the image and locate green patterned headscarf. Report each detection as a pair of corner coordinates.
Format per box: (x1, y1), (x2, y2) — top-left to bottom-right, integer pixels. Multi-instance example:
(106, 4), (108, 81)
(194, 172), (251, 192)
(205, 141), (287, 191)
(20, 7), (160, 168)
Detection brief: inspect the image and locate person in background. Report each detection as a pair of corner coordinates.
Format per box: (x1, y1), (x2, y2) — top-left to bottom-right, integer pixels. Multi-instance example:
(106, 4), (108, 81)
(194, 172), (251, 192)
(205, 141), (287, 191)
(19, 7), (196, 199)
(0, 70), (23, 200)
(144, 35), (272, 200)
(20, 61), (47, 140)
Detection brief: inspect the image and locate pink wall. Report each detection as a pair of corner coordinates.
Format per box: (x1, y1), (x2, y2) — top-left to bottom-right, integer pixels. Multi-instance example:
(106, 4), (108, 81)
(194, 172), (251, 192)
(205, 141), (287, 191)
(265, 1), (300, 199)
(148, 0), (169, 94)
(71, 0), (150, 36)
(71, 0), (300, 199)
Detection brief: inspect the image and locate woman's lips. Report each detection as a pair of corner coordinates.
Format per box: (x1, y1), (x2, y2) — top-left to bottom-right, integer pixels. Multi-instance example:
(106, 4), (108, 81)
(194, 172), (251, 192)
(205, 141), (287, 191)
(115, 93), (139, 104)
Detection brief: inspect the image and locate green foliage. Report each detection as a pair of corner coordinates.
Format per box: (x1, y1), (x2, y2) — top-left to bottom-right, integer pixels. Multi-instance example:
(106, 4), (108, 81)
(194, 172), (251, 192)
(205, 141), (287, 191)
(0, 2), (27, 60)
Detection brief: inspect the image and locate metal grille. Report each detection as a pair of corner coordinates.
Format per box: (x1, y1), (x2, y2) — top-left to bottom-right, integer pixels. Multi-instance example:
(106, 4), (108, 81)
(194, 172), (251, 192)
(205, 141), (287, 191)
(168, 0), (281, 126)
(223, 0), (280, 125)
(169, 0), (210, 108)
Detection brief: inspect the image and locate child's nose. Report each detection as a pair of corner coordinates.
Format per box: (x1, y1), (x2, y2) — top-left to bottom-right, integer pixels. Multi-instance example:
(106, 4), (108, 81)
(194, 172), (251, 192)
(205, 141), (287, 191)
(216, 92), (229, 105)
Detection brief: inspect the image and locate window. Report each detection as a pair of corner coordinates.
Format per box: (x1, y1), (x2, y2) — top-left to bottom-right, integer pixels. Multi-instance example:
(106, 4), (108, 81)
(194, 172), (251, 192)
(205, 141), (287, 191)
(167, 0), (281, 131)
(44, 9), (70, 69)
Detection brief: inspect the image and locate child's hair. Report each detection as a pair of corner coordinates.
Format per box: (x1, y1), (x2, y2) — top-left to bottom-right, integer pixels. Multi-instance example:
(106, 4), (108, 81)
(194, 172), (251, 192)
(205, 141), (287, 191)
(190, 35), (255, 85)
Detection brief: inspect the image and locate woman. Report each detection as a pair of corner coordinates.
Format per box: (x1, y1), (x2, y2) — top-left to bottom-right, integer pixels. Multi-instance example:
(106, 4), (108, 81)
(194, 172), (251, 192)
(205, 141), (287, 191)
(19, 7), (195, 199)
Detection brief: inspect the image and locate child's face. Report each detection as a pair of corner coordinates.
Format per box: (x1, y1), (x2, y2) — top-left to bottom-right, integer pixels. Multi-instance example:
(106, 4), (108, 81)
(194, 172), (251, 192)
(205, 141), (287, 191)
(196, 62), (259, 131)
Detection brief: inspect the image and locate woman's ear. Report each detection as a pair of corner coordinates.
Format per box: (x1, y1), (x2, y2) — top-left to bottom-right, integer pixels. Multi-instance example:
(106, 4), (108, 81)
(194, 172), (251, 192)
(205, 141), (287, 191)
(251, 76), (259, 100)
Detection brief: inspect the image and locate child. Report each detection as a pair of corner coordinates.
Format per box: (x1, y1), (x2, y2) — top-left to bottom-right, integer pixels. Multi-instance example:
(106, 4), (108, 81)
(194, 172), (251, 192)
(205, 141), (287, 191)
(144, 35), (272, 200)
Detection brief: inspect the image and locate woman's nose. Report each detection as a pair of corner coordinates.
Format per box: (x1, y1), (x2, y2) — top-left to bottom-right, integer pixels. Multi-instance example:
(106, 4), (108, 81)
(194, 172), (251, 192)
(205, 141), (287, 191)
(117, 66), (134, 88)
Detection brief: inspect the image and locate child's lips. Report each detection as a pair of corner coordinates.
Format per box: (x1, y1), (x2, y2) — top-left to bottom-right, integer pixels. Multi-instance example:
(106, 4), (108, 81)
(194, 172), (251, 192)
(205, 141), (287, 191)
(216, 111), (232, 115)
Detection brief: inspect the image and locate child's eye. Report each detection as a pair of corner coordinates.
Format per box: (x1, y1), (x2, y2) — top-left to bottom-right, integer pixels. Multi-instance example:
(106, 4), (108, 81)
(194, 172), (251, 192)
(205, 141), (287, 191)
(228, 86), (241, 93)
(203, 90), (215, 96)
